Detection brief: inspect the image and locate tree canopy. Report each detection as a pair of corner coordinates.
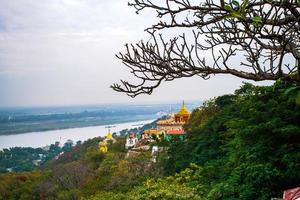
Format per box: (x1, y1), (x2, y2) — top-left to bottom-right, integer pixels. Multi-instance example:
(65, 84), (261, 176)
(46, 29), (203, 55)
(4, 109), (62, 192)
(164, 81), (300, 199)
(112, 0), (300, 97)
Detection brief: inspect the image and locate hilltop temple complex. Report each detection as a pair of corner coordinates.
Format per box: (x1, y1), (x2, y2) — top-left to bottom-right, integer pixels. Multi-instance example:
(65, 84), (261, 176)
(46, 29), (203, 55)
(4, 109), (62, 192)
(123, 102), (191, 159)
(143, 102), (191, 141)
(100, 102), (191, 152)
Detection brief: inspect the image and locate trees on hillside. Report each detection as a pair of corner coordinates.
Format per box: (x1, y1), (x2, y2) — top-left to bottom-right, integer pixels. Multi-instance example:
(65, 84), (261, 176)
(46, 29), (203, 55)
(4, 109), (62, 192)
(164, 82), (300, 199)
(112, 0), (300, 97)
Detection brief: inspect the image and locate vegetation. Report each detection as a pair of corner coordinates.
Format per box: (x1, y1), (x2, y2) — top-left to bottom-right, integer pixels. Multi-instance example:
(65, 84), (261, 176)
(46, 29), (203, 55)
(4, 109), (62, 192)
(0, 136), (163, 200)
(87, 165), (201, 200)
(90, 81), (300, 200)
(0, 142), (65, 173)
(0, 82), (299, 199)
(165, 81), (300, 199)
(0, 171), (45, 200)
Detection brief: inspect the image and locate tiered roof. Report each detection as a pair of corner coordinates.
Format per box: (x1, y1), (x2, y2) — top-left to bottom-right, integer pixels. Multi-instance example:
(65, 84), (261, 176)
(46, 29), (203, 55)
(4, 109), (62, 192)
(166, 129), (185, 135)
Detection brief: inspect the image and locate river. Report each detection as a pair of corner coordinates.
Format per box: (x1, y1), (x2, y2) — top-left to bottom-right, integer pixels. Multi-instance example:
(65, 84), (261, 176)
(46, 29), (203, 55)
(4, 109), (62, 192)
(0, 119), (154, 149)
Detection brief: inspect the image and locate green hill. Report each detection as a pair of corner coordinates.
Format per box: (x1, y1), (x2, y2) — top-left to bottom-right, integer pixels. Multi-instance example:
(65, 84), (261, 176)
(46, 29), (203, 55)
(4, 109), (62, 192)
(0, 81), (299, 200)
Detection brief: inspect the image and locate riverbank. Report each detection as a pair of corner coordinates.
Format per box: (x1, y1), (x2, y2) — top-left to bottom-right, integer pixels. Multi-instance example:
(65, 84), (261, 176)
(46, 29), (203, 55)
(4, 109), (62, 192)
(0, 119), (154, 149)
(0, 103), (198, 135)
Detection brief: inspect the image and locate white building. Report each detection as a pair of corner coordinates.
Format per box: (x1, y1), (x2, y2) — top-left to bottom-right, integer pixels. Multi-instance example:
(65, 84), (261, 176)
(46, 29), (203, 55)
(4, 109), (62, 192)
(125, 133), (138, 149)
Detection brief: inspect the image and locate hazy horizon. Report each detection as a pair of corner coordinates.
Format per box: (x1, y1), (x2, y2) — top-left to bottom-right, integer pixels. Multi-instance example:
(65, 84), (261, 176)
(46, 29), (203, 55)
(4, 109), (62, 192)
(0, 99), (202, 109)
(0, 0), (273, 107)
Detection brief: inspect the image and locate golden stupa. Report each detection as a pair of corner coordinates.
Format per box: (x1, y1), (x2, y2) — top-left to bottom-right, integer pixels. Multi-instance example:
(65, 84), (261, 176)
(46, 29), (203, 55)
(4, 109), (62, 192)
(107, 129), (113, 140)
(99, 141), (108, 153)
(177, 101), (191, 116)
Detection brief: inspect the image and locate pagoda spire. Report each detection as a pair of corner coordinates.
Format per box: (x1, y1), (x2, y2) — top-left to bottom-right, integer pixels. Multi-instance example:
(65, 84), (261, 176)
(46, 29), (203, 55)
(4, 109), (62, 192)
(107, 128), (113, 140)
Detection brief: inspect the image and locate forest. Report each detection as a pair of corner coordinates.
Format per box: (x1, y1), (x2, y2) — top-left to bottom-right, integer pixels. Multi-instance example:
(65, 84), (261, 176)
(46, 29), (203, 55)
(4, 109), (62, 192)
(0, 141), (76, 173)
(0, 81), (299, 200)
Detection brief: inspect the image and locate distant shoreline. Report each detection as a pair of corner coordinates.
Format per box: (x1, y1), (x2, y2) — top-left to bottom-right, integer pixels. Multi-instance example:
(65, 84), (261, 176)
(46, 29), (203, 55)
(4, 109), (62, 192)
(0, 117), (155, 136)
(0, 103), (201, 136)
(0, 119), (155, 149)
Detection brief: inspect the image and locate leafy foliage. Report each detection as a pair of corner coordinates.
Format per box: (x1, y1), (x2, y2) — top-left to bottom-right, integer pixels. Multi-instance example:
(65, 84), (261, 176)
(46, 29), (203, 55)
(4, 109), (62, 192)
(0, 143), (63, 173)
(165, 81), (300, 199)
(0, 135), (164, 199)
(87, 165), (201, 200)
(0, 171), (45, 200)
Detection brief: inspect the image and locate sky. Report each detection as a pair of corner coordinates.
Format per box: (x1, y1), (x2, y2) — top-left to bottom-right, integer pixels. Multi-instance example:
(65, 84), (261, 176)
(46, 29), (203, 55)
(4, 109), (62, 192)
(0, 0), (272, 107)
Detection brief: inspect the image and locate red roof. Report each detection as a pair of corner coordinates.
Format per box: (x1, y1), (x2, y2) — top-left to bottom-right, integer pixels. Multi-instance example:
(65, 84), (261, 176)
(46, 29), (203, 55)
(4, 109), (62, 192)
(283, 187), (300, 200)
(166, 129), (186, 135)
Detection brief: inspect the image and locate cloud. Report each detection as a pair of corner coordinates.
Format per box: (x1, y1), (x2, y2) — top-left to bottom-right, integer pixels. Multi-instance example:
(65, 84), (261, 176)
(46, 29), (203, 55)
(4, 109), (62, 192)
(0, 0), (272, 107)
(0, 0), (143, 73)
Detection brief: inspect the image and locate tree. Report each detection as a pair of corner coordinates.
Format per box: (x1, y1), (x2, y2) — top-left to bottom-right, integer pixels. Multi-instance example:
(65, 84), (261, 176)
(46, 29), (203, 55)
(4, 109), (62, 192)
(164, 82), (300, 199)
(112, 0), (300, 97)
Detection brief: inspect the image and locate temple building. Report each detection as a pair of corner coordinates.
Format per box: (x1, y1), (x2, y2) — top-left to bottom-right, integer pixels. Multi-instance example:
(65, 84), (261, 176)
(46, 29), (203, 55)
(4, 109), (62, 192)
(125, 132), (139, 149)
(143, 102), (191, 141)
(143, 129), (162, 137)
(165, 129), (186, 141)
(105, 129), (116, 143)
(174, 102), (190, 123)
(156, 114), (183, 131)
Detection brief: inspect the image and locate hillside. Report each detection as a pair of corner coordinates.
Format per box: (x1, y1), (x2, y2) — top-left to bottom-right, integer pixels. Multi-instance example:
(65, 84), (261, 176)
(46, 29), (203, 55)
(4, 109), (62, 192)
(0, 136), (164, 200)
(0, 81), (299, 200)
(84, 82), (300, 200)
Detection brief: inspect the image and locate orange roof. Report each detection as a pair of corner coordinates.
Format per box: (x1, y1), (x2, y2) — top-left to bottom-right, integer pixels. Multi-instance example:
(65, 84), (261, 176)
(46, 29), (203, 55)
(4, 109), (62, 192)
(166, 129), (186, 135)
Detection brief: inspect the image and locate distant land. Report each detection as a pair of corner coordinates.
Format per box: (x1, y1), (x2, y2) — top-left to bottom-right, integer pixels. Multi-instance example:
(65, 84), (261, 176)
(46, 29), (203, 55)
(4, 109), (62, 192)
(0, 102), (200, 135)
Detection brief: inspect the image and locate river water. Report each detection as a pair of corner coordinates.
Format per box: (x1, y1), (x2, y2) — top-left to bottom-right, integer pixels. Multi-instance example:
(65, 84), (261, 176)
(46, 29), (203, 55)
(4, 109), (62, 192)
(0, 119), (154, 149)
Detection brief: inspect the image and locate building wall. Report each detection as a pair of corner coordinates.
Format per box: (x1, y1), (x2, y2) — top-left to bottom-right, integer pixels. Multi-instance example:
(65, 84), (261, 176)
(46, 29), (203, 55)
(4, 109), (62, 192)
(157, 124), (183, 131)
(174, 115), (190, 123)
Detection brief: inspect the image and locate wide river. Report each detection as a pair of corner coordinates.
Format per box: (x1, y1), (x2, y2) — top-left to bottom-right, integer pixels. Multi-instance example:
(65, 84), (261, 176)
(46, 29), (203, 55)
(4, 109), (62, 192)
(0, 119), (154, 149)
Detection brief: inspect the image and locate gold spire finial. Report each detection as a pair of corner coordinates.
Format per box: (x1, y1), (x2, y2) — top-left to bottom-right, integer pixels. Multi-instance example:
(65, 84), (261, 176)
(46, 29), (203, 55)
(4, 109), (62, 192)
(107, 128), (113, 140)
(177, 100), (190, 115)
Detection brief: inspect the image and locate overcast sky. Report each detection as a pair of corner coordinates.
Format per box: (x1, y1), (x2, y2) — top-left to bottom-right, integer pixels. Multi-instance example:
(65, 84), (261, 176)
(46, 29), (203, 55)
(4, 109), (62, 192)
(0, 0), (272, 107)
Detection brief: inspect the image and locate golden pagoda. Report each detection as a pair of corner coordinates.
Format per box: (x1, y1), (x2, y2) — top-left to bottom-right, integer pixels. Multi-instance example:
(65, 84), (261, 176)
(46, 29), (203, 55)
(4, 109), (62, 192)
(99, 140), (108, 153)
(144, 101), (191, 138)
(107, 129), (113, 140)
(174, 101), (191, 123)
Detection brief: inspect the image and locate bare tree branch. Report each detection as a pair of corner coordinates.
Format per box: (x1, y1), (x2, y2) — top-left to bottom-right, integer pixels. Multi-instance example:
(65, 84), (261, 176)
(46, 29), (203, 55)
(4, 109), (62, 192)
(112, 0), (300, 97)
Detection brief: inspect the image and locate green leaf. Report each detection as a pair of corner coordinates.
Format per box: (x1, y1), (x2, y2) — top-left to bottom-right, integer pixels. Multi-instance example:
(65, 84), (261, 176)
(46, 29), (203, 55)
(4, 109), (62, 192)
(240, 0), (249, 13)
(283, 86), (300, 96)
(295, 91), (300, 105)
(252, 16), (262, 23)
(224, 5), (232, 12)
(232, 0), (240, 8)
(251, 16), (262, 26)
(231, 11), (243, 19)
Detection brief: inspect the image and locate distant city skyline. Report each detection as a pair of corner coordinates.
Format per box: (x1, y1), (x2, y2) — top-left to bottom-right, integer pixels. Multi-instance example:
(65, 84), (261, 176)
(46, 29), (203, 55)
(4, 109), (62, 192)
(0, 0), (272, 107)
